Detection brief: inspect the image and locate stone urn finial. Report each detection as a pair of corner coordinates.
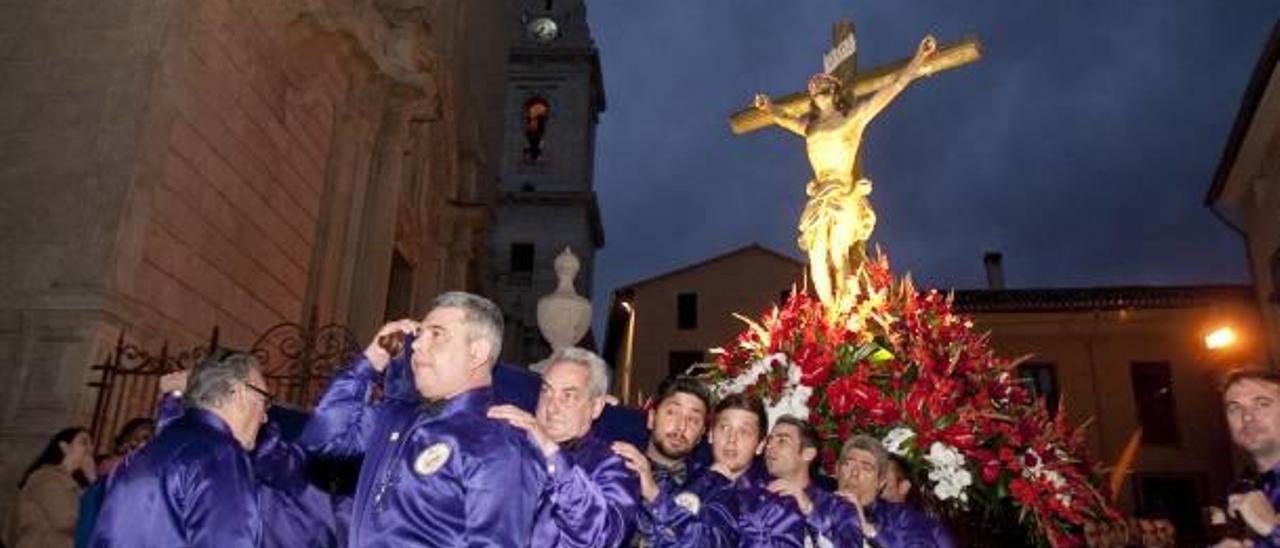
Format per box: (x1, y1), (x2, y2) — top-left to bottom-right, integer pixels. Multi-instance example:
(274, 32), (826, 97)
(534, 247), (591, 372)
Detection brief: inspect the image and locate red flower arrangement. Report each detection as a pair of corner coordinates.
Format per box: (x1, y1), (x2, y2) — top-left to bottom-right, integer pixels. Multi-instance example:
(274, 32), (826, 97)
(697, 252), (1116, 547)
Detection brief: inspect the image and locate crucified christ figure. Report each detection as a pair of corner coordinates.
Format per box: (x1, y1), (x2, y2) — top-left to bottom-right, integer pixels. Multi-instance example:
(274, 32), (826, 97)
(754, 35), (937, 309)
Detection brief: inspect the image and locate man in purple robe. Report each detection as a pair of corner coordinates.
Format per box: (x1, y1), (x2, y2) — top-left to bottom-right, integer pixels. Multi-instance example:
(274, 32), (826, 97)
(810, 434), (955, 548)
(764, 415), (834, 546)
(1217, 368), (1280, 548)
(300, 291), (543, 547)
(611, 376), (713, 548)
(623, 392), (806, 547)
(89, 350), (270, 547)
(489, 346), (640, 547)
(151, 369), (347, 548)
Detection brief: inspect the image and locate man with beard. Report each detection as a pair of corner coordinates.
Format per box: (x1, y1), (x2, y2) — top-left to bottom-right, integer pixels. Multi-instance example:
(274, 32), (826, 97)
(764, 415), (834, 545)
(1215, 368), (1280, 548)
(301, 292), (543, 547)
(489, 347), (640, 547)
(622, 392), (805, 547)
(612, 376), (712, 547)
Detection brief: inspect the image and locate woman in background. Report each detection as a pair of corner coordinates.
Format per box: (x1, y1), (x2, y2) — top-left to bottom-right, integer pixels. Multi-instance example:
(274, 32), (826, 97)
(7, 427), (95, 548)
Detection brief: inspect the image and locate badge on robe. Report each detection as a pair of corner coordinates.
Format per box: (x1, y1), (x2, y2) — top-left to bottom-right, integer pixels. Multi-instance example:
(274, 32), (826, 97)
(674, 491), (701, 515)
(414, 443), (451, 476)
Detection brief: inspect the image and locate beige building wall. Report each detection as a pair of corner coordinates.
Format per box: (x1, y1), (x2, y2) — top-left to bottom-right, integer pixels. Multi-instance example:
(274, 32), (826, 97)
(0, 0), (511, 522)
(608, 245), (805, 405)
(966, 298), (1266, 515)
(1208, 22), (1280, 364)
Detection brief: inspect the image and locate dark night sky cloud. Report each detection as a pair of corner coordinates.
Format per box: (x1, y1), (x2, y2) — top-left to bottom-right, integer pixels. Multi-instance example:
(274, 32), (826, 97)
(583, 1), (1278, 334)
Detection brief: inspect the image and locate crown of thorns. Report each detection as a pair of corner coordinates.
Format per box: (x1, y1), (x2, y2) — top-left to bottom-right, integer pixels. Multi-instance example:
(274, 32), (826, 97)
(807, 73), (842, 95)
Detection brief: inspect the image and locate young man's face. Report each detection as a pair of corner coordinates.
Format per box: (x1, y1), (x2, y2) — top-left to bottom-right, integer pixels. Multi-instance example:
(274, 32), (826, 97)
(764, 423), (812, 480)
(881, 459), (911, 503)
(1225, 378), (1280, 463)
(710, 408), (763, 475)
(647, 392), (707, 460)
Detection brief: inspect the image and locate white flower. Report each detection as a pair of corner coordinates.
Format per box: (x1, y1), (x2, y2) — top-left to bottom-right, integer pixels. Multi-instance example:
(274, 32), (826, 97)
(766, 384), (813, 430)
(882, 427), (916, 456)
(923, 442), (971, 503)
(714, 354), (814, 430)
(713, 354), (785, 397)
(925, 442), (963, 470)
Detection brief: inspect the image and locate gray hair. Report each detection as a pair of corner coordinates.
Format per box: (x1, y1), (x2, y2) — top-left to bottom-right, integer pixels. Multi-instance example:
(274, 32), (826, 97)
(186, 350), (260, 409)
(545, 346), (611, 398)
(431, 291), (504, 365)
(840, 434), (889, 478)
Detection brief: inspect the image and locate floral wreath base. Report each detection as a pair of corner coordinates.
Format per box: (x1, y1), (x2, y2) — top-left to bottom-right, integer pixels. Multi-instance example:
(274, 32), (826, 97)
(695, 252), (1117, 547)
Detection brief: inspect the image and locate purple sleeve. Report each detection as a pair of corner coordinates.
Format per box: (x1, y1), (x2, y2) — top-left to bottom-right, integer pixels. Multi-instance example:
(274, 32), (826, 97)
(875, 502), (955, 548)
(298, 357), (381, 459)
(739, 496), (806, 547)
(807, 495), (864, 547)
(541, 451), (640, 547)
(461, 433), (543, 548)
(176, 444), (261, 547)
(643, 475), (739, 548)
(154, 393), (183, 431)
(251, 422), (309, 495)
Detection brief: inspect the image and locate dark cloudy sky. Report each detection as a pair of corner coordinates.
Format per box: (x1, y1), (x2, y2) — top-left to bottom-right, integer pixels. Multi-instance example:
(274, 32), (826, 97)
(584, 0), (1278, 328)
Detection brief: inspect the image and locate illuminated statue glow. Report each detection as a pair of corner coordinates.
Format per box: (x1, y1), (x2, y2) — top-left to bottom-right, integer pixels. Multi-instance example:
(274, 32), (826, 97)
(753, 35), (937, 310)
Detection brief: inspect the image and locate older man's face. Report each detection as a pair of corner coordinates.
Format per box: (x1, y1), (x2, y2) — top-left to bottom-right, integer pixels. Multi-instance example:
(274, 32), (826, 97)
(411, 307), (482, 400)
(536, 361), (603, 443)
(838, 448), (881, 503)
(1225, 378), (1280, 462)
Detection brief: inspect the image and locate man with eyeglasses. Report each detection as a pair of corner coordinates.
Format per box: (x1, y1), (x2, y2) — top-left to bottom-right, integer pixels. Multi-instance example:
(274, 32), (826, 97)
(146, 365), (346, 548)
(91, 350), (271, 546)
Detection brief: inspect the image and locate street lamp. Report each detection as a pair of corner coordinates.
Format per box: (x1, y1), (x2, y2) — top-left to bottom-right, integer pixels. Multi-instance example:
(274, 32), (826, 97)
(1204, 326), (1238, 351)
(620, 301), (636, 405)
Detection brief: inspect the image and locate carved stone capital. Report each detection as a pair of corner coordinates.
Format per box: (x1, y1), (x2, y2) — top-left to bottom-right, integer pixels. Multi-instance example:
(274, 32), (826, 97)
(295, 0), (440, 91)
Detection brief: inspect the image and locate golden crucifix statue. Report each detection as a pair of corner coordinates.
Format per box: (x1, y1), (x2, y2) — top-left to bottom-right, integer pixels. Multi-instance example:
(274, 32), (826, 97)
(733, 21), (980, 310)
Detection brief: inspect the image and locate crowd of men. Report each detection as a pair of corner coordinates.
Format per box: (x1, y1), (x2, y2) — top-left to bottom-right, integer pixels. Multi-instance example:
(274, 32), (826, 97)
(81, 291), (957, 547)
(73, 289), (1280, 547)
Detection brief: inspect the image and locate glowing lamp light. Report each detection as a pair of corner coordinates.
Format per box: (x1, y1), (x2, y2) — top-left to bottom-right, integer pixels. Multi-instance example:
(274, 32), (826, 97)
(1204, 327), (1238, 351)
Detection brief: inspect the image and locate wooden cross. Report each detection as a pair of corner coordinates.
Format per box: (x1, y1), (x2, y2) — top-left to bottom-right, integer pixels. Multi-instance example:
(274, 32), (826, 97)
(728, 20), (982, 135)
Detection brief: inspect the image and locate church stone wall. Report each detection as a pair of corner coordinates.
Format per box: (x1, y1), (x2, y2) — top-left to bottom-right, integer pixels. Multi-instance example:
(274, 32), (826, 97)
(0, 0), (511, 524)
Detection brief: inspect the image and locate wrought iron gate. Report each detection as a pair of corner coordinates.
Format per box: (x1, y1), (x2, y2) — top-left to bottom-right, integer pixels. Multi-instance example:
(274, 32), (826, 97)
(87, 322), (359, 453)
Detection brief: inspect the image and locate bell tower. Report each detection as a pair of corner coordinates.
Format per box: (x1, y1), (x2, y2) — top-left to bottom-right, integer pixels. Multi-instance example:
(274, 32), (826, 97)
(493, 0), (606, 364)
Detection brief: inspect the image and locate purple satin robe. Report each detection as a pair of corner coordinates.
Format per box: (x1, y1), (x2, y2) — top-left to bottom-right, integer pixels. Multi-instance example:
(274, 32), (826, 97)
(89, 408), (261, 547)
(300, 357), (544, 547)
(532, 432), (641, 547)
(1252, 466), (1280, 546)
(154, 393), (346, 548)
(733, 472), (807, 547)
(809, 495), (956, 548)
(639, 469), (740, 548)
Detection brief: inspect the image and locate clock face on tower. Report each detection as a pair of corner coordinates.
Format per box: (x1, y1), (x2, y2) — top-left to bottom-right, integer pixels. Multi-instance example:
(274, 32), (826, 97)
(527, 17), (559, 43)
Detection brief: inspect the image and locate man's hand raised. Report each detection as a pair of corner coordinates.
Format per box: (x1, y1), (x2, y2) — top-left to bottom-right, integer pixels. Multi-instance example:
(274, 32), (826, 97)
(488, 405), (559, 458)
(364, 319), (419, 373)
(612, 441), (659, 503)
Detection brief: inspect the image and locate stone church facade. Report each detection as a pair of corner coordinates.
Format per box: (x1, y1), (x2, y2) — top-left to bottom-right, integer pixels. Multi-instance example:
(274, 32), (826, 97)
(0, 0), (517, 519)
